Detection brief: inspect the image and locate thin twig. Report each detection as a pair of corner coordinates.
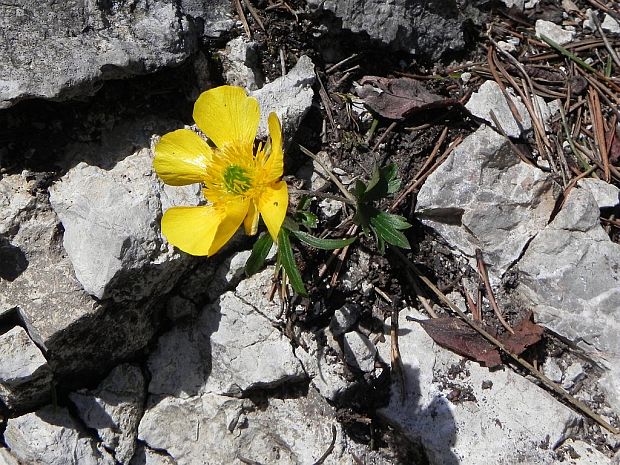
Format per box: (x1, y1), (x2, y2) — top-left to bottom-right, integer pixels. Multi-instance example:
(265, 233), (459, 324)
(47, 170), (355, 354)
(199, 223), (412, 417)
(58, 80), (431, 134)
(475, 249), (514, 334)
(391, 247), (620, 435)
(326, 53), (359, 74)
(312, 425), (338, 465)
(372, 121), (398, 152)
(289, 188), (355, 205)
(234, 0), (252, 38)
(242, 0), (266, 31)
(297, 145), (356, 203)
(391, 304), (406, 403)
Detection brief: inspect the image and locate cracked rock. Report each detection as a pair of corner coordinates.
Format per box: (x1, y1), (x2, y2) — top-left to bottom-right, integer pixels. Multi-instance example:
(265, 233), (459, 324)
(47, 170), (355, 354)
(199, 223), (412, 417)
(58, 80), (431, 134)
(252, 55), (315, 139)
(0, 326), (52, 411)
(516, 187), (620, 413)
(220, 37), (264, 91)
(416, 125), (559, 279)
(139, 388), (365, 465)
(70, 364), (146, 465)
(0, 0), (197, 109)
(147, 268), (305, 397)
(306, 0), (466, 62)
(465, 80), (532, 138)
(5, 406), (116, 465)
(128, 444), (177, 465)
(49, 147), (200, 300)
(377, 310), (581, 465)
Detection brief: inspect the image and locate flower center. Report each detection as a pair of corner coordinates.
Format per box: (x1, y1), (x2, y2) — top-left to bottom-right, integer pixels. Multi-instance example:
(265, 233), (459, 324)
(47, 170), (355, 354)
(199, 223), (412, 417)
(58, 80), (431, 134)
(223, 164), (252, 194)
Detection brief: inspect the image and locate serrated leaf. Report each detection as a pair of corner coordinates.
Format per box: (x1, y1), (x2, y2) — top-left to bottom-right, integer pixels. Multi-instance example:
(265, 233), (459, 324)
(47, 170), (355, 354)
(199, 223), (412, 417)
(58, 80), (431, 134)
(370, 213), (411, 249)
(278, 228), (308, 296)
(245, 233), (274, 277)
(364, 164), (400, 202)
(292, 230), (356, 250)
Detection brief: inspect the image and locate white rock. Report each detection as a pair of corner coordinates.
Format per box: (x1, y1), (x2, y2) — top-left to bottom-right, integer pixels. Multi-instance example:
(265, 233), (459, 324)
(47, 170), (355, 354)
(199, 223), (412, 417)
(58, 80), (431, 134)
(543, 358), (563, 383)
(294, 332), (350, 401)
(343, 331), (377, 372)
(578, 179), (620, 209)
(516, 188), (620, 413)
(49, 148), (201, 299)
(0, 448), (19, 465)
(602, 14), (620, 33)
(319, 198), (344, 219)
(416, 125), (559, 279)
(496, 40), (517, 53)
(0, 326), (52, 410)
(562, 362), (585, 390)
(377, 310), (581, 465)
(206, 249), (252, 301)
(70, 364), (145, 464)
(139, 388), (361, 465)
(501, 0), (525, 8)
(536, 19), (575, 45)
(330, 303), (361, 336)
(220, 37), (264, 90)
(252, 55), (315, 140)
(148, 268), (305, 397)
(557, 439), (612, 465)
(5, 406), (116, 465)
(466, 80), (532, 138)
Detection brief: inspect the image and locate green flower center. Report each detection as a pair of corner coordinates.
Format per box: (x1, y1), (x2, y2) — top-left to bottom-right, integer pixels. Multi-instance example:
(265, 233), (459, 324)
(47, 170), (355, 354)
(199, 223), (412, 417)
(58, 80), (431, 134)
(223, 164), (252, 194)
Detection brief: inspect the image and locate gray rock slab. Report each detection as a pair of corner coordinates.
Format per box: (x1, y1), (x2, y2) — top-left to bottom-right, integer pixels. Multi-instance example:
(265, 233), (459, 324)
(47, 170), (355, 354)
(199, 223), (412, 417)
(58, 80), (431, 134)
(5, 406), (116, 465)
(147, 268), (305, 397)
(252, 55), (315, 140)
(330, 303), (361, 337)
(180, 0), (234, 38)
(536, 19), (576, 45)
(0, 0), (196, 109)
(516, 187), (620, 412)
(70, 364), (146, 464)
(377, 310), (581, 465)
(602, 14), (620, 34)
(343, 331), (377, 372)
(0, 326), (52, 410)
(0, 448), (19, 465)
(306, 0), (466, 61)
(220, 37), (264, 90)
(0, 146), (186, 376)
(49, 147), (200, 300)
(128, 444), (177, 465)
(465, 80), (532, 138)
(139, 389), (368, 465)
(578, 178), (620, 209)
(416, 125), (559, 279)
(294, 332), (351, 402)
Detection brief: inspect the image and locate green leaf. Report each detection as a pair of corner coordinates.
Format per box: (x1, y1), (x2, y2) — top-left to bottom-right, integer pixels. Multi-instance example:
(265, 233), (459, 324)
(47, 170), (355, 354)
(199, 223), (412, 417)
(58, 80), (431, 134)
(245, 233), (274, 276)
(352, 179), (367, 201)
(282, 216), (299, 232)
(296, 211), (318, 230)
(370, 212), (411, 249)
(292, 230), (356, 250)
(364, 164), (400, 202)
(278, 228), (308, 296)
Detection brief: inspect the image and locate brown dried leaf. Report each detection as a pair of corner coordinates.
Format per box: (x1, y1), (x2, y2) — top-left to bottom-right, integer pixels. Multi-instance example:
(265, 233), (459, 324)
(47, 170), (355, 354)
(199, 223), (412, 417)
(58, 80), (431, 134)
(499, 311), (544, 355)
(417, 317), (502, 368)
(356, 76), (454, 120)
(609, 127), (620, 165)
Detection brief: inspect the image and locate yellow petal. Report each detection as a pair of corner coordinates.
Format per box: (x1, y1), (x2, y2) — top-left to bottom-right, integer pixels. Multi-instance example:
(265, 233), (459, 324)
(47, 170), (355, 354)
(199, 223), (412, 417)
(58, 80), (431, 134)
(243, 200), (260, 236)
(193, 86), (260, 148)
(153, 129), (212, 186)
(257, 181), (288, 241)
(161, 206), (222, 256)
(208, 198), (250, 255)
(263, 112), (284, 183)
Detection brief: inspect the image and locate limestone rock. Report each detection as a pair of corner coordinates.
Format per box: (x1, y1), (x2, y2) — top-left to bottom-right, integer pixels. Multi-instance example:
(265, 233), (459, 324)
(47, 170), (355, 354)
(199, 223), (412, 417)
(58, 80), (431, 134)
(516, 187), (620, 412)
(5, 406), (116, 465)
(536, 19), (575, 45)
(147, 268), (305, 397)
(128, 444), (177, 465)
(220, 37), (264, 90)
(0, 326), (52, 411)
(465, 80), (532, 138)
(377, 310), (581, 465)
(252, 55), (315, 140)
(49, 148), (200, 300)
(306, 0), (466, 61)
(70, 364), (146, 464)
(330, 303), (361, 337)
(0, 0), (196, 109)
(139, 389), (364, 465)
(343, 331), (377, 372)
(0, 448), (19, 465)
(416, 125), (559, 279)
(578, 178), (620, 209)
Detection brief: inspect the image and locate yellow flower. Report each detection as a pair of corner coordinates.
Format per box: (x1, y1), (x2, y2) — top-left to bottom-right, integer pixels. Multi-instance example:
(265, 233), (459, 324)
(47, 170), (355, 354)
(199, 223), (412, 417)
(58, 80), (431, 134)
(153, 85), (288, 256)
